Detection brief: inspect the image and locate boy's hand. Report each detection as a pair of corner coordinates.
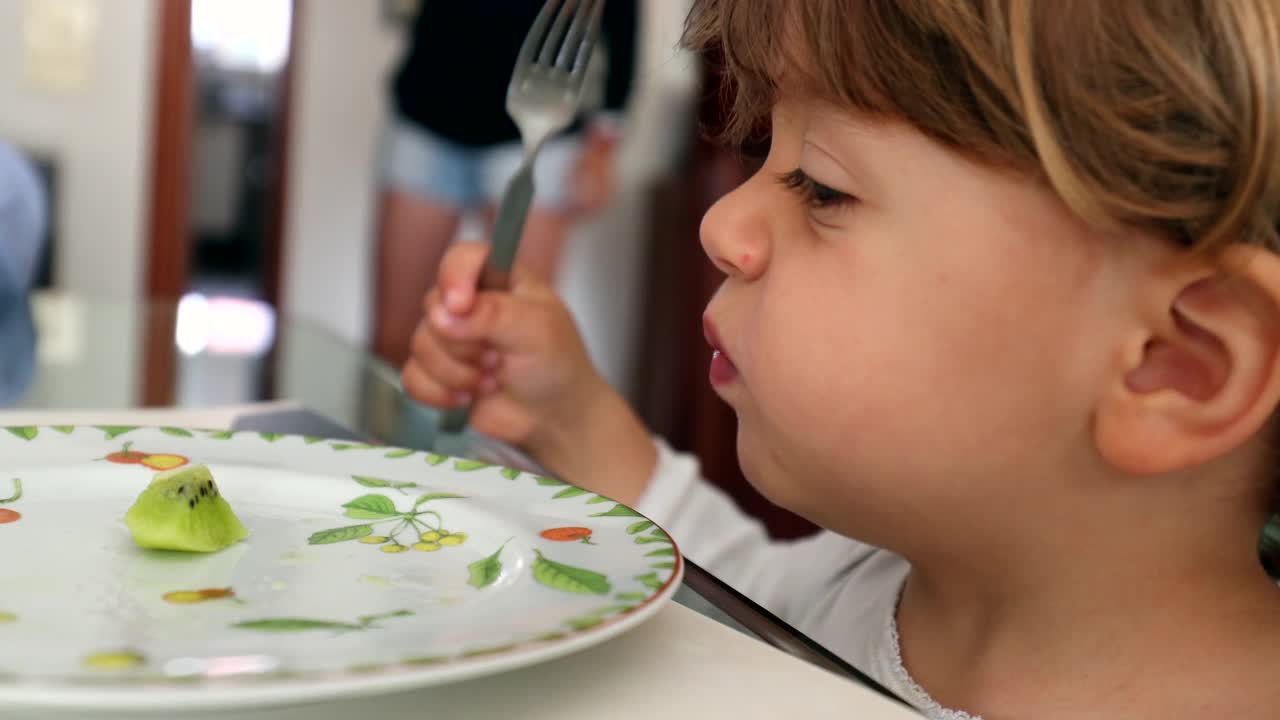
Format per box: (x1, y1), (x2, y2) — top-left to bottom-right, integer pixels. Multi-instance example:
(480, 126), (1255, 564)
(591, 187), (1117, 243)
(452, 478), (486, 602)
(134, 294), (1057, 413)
(401, 242), (655, 502)
(402, 241), (603, 444)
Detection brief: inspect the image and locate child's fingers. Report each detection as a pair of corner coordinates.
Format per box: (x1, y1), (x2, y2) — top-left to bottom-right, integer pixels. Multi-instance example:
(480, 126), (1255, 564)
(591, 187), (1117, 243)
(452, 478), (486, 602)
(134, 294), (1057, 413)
(436, 241), (492, 314)
(431, 291), (558, 353)
(409, 324), (487, 391)
(401, 360), (472, 409)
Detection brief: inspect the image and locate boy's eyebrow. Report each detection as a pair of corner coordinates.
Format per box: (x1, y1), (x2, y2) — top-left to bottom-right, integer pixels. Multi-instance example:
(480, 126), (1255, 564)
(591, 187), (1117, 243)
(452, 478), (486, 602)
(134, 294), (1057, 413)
(804, 116), (882, 194)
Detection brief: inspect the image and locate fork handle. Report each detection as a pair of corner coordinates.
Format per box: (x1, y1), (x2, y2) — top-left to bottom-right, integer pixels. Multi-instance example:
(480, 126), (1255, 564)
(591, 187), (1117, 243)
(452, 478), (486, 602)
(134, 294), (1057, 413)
(438, 157), (538, 434)
(481, 159), (536, 290)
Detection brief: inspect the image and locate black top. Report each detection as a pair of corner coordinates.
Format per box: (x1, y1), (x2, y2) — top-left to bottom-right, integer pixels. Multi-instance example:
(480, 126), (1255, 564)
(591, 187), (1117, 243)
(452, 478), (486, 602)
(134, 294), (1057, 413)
(391, 1), (638, 147)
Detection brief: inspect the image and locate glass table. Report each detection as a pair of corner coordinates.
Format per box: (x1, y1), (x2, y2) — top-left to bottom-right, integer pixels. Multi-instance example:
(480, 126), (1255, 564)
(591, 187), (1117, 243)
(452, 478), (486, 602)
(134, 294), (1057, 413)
(8, 291), (907, 707)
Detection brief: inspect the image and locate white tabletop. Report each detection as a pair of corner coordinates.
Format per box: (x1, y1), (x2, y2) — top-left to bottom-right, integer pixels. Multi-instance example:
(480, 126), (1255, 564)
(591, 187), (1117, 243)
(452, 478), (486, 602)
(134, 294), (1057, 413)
(2, 405), (920, 720)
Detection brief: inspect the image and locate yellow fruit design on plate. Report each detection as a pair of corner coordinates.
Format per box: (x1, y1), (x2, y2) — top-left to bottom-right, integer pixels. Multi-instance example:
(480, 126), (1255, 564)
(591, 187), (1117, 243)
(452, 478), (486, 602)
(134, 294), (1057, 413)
(0, 612), (16, 624)
(84, 650), (145, 671)
(307, 489), (470, 556)
(162, 587), (236, 604)
(439, 532), (468, 546)
(102, 442), (189, 471)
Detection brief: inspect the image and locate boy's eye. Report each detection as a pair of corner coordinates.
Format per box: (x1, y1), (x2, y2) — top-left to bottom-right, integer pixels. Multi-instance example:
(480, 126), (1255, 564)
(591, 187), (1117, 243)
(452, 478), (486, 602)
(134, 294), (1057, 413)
(777, 168), (855, 211)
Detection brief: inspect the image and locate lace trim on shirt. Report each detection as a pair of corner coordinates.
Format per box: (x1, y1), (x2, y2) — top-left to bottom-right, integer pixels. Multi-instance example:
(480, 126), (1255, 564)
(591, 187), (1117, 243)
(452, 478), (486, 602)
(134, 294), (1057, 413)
(886, 593), (985, 720)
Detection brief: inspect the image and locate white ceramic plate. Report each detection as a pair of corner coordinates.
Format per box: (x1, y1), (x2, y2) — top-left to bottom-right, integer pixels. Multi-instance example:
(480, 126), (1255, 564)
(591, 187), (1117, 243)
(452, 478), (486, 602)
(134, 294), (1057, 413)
(0, 425), (682, 712)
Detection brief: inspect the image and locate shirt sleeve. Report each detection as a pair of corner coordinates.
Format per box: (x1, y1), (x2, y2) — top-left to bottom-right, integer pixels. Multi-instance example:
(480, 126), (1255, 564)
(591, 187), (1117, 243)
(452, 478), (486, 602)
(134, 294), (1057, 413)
(634, 437), (882, 623)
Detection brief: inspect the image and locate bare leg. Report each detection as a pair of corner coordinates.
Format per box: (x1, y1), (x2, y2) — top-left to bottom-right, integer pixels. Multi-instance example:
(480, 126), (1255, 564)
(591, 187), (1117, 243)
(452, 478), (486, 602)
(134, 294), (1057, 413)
(372, 189), (462, 367)
(480, 206), (571, 284)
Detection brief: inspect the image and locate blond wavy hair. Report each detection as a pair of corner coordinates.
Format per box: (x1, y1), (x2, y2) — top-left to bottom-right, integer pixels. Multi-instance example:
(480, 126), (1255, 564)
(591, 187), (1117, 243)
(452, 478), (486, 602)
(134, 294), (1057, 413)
(683, 0), (1280, 570)
(684, 0), (1280, 250)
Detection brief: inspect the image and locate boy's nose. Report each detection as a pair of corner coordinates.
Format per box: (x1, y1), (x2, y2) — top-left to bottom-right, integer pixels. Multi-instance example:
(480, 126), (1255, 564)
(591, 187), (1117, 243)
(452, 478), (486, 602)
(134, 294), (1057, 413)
(699, 176), (771, 281)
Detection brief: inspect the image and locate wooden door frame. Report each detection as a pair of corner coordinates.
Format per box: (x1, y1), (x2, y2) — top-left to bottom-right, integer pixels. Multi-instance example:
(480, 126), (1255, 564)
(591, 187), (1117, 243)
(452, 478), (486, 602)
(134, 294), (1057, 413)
(142, 0), (299, 405)
(144, 0), (194, 304)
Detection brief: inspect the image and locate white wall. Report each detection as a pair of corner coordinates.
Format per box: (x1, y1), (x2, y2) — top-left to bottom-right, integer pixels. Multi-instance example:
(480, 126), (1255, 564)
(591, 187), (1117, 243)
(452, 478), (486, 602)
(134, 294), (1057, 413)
(0, 0), (158, 299)
(280, 0), (403, 346)
(281, 0), (697, 398)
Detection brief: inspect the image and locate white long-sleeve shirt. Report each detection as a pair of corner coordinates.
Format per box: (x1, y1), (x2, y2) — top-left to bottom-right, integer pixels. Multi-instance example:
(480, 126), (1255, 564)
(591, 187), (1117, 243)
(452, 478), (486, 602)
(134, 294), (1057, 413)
(635, 439), (980, 720)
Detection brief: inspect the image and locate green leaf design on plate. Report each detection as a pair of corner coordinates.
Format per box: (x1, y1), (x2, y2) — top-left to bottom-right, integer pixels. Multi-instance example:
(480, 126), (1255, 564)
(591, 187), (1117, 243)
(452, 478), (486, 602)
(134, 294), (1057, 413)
(425, 453), (446, 466)
(1, 479), (21, 504)
(384, 448), (415, 459)
(160, 427), (193, 438)
(627, 520), (654, 535)
(585, 495), (611, 505)
(566, 616), (604, 631)
(534, 476), (567, 486)
(499, 467), (520, 480)
(331, 442), (375, 451)
(553, 487), (589, 500)
(453, 459), (491, 472)
(51, 425), (74, 435)
(357, 609), (415, 625)
(259, 432), (282, 442)
(533, 551), (611, 595)
(651, 561), (676, 569)
(467, 542), (507, 589)
(634, 535), (669, 545)
(342, 494), (399, 519)
(352, 476), (391, 489)
(207, 430), (236, 440)
(645, 548), (676, 558)
(412, 492), (465, 508)
(634, 572), (663, 590)
(233, 610), (412, 634)
(462, 645), (516, 659)
(401, 656), (448, 667)
(616, 592), (647, 602)
(232, 618), (361, 633)
(590, 503), (643, 518)
(95, 425), (137, 439)
(303, 436), (323, 444)
(4, 427), (36, 441)
(307, 524), (374, 544)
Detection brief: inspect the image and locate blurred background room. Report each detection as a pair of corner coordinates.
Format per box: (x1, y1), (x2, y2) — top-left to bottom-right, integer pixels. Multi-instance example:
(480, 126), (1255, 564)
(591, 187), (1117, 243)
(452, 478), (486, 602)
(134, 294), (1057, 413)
(0, 0), (813, 538)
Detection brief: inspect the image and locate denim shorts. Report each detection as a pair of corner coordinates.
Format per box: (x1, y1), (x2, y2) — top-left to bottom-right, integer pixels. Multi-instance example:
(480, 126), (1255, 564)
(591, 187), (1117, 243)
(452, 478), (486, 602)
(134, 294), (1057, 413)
(380, 115), (582, 210)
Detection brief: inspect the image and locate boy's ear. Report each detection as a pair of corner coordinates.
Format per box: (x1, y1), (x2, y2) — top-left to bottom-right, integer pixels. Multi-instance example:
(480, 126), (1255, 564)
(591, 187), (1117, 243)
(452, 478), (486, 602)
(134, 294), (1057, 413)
(1094, 245), (1280, 475)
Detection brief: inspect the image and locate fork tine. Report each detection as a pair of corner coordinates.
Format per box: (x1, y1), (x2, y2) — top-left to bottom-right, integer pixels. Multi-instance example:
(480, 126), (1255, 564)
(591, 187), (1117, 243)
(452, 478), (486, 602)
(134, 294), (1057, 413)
(556, 0), (597, 73)
(569, 0), (604, 82)
(538, 0), (579, 68)
(515, 0), (560, 73)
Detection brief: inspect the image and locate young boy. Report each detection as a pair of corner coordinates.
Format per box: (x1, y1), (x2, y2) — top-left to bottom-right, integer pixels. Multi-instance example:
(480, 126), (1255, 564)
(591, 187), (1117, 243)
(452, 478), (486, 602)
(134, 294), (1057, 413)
(404, 1), (1280, 716)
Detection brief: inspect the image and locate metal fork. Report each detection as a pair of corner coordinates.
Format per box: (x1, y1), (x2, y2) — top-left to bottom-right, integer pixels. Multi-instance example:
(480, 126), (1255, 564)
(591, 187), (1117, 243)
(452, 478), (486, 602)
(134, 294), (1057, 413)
(438, 0), (604, 434)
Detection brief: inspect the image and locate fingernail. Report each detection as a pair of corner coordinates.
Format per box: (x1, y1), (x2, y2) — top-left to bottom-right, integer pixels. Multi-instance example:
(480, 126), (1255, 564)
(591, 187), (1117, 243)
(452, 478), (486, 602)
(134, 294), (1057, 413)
(445, 289), (468, 313)
(480, 350), (500, 369)
(478, 375), (499, 394)
(431, 304), (458, 330)
(452, 391), (473, 406)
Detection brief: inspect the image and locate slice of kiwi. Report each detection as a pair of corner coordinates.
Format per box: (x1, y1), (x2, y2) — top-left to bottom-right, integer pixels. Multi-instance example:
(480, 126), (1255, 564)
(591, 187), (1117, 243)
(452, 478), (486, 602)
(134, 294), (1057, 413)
(125, 464), (249, 552)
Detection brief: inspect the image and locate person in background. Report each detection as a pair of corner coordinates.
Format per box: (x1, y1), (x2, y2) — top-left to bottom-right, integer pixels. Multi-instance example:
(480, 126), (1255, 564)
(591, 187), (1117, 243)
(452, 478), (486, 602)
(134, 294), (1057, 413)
(372, 0), (637, 367)
(0, 139), (47, 407)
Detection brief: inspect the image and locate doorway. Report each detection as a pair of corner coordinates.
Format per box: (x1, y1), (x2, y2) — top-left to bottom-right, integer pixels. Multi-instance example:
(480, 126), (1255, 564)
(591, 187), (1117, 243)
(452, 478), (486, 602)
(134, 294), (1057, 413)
(142, 0), (297, 405)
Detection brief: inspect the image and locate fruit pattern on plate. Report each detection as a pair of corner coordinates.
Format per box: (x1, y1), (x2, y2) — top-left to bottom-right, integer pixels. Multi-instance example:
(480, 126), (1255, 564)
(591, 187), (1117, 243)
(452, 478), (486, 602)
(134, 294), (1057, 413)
(0, 478), (19, 525)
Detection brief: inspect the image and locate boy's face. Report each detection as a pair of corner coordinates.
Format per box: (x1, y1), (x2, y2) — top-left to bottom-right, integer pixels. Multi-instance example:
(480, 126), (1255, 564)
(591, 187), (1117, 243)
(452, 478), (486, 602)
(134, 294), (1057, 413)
(699, 100), (1139, 544)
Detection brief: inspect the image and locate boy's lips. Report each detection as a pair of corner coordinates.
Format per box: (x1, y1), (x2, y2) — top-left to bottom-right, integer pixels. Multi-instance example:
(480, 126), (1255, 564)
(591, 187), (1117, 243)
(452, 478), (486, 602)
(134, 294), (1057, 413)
(703, 317), (739, 386)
